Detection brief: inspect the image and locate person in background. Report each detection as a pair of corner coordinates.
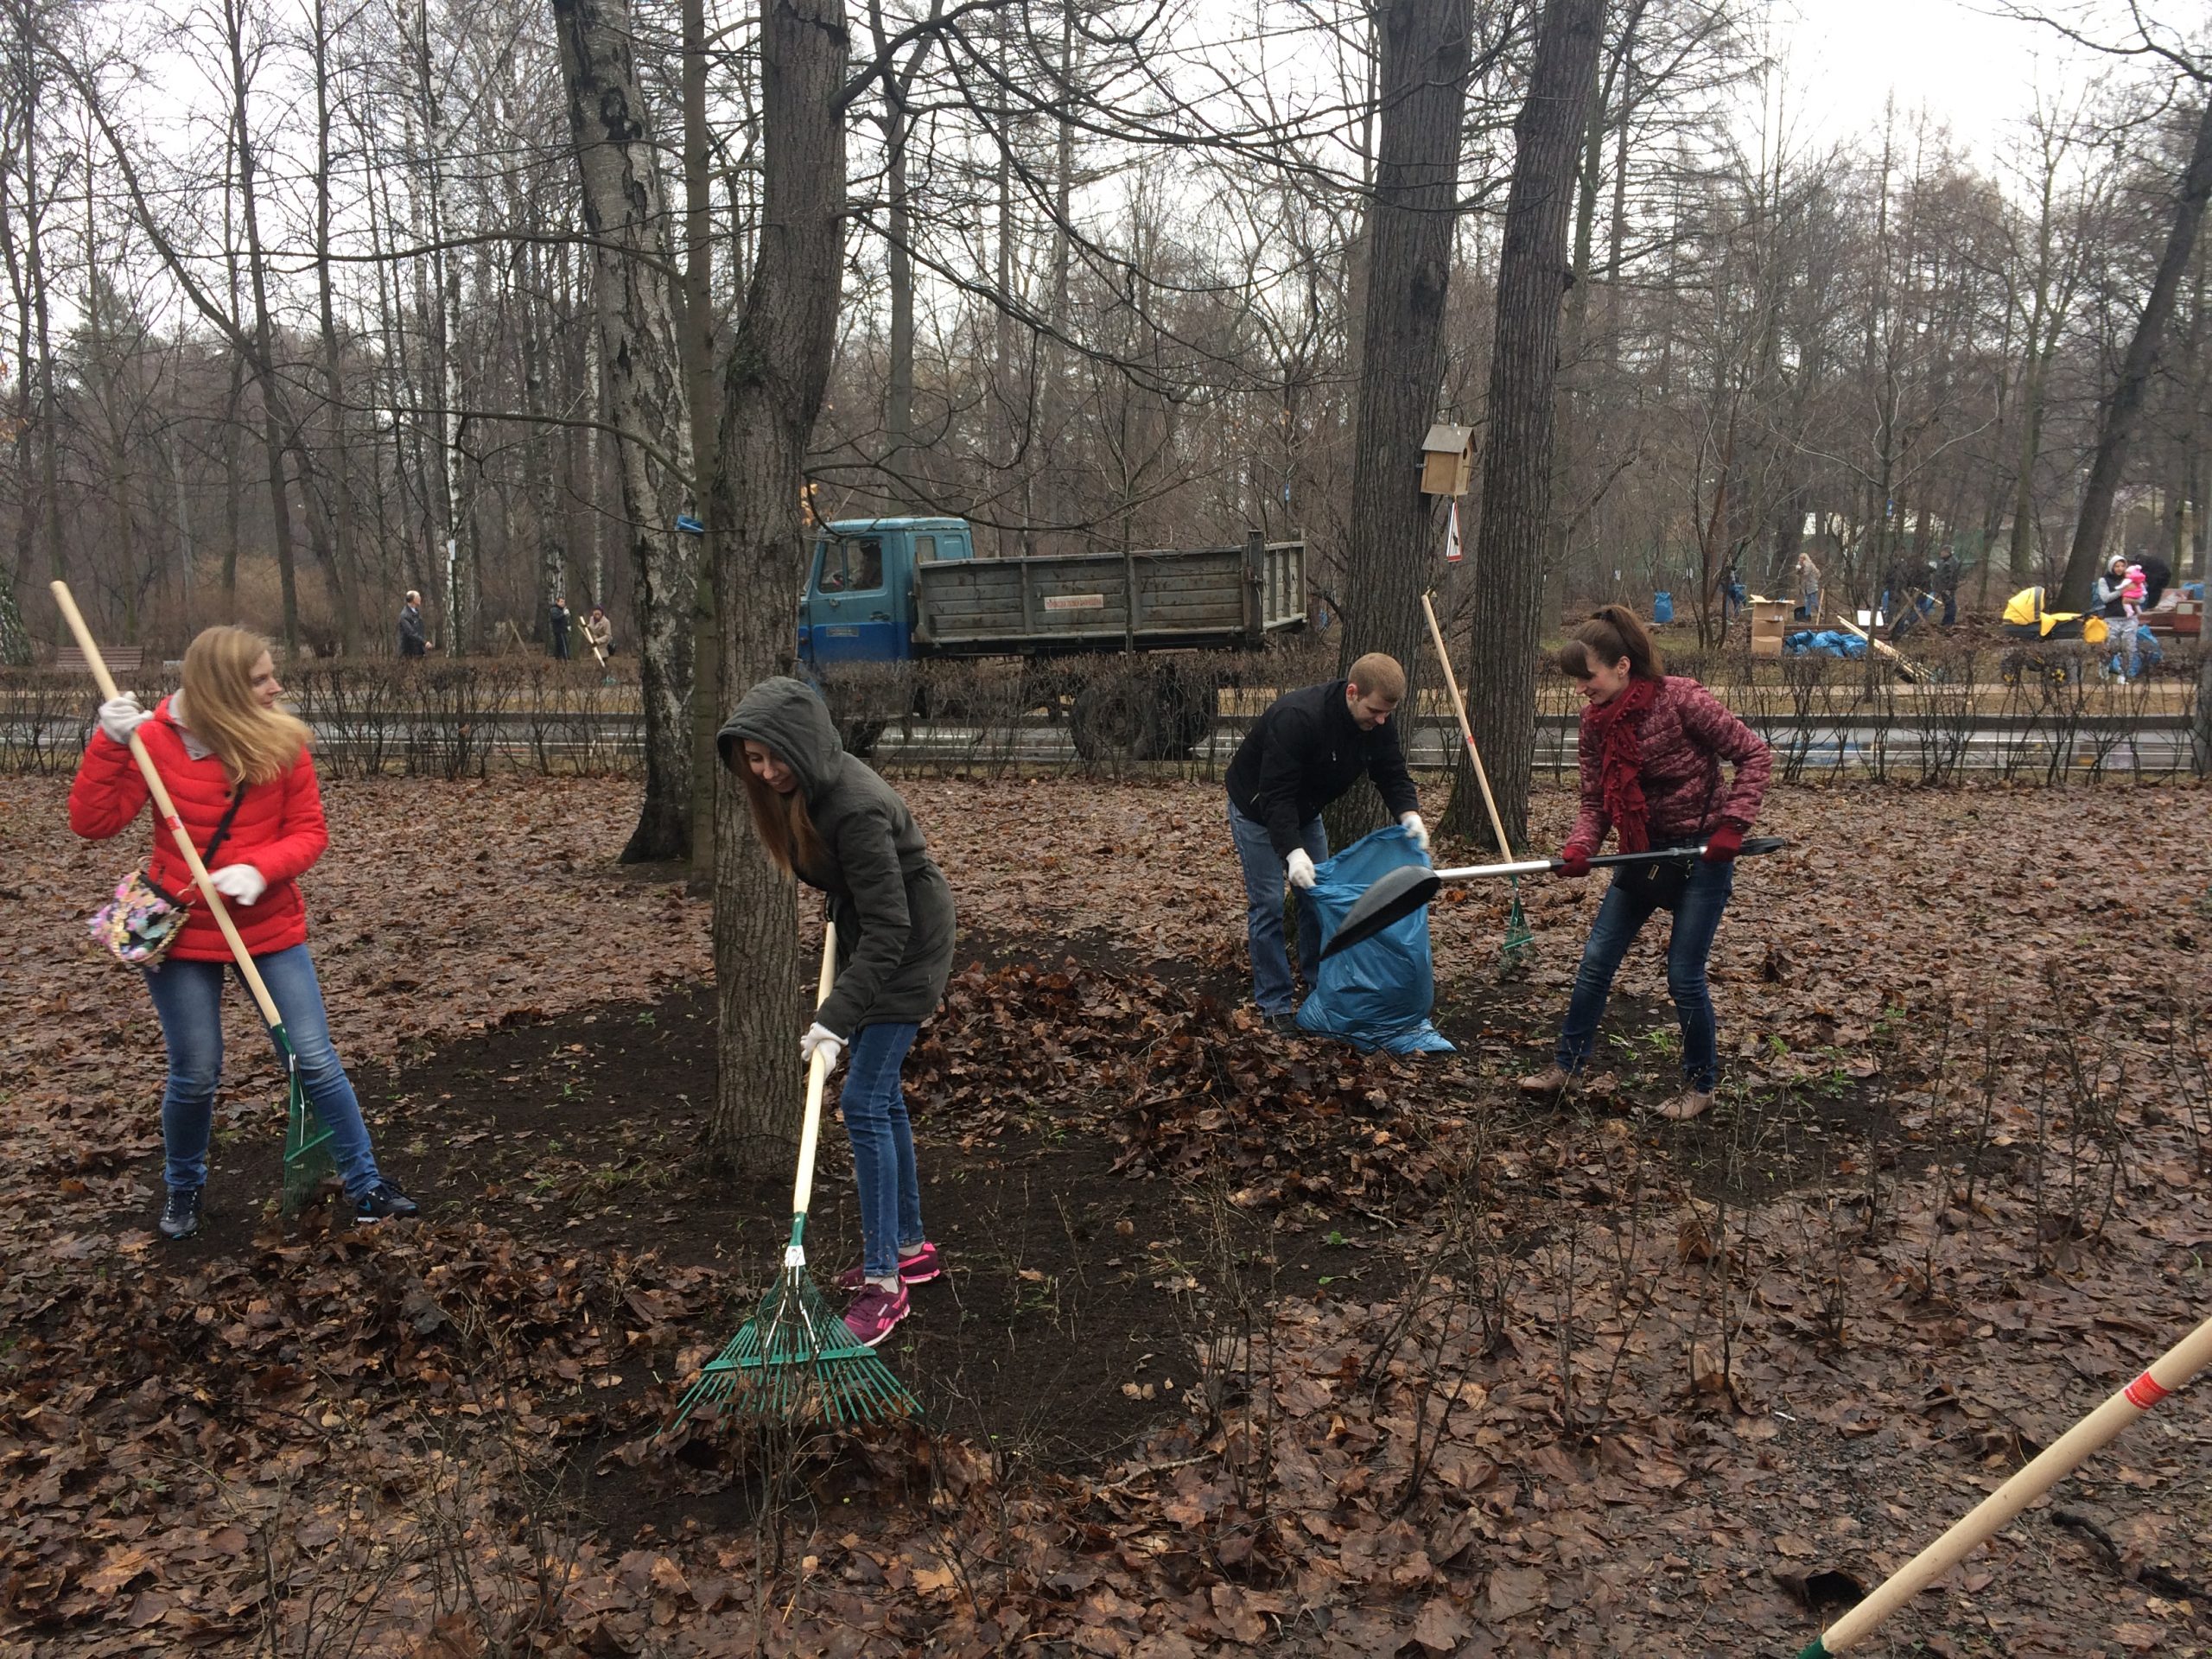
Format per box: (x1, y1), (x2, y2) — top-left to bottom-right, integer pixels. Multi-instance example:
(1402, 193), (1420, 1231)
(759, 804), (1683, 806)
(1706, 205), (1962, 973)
(397, 591), (427, 658)
(550, 596), (572, 660)
(1794, 551), (1821, 621)
(1933, 550), (1961, 628)
(585, 605), (614, 659)
(1224, 653), (1426, 1032)
(2094, 555), (2138, 680)
(2136, 550), (2173, 611)
(1716, 559), (1741, 629)
(1520, 606), (1771, 1122)
(68, 626), (418, 1240)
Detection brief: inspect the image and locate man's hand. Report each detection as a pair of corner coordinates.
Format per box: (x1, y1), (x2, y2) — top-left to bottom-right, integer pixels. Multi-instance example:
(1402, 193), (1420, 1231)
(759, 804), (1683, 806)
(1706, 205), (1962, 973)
(1555, 843), (1593, 879)
(1399, 811), (1429, 853)
(1286, 849), (1317, 891)
(207, 864), (268, 906)
(801, 1022), (845, 1071)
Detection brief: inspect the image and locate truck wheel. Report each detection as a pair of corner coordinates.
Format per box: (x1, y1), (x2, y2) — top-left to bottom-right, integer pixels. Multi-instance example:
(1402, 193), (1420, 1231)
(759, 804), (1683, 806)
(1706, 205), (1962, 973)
(1148, 672), (1217, 760)
(1071, 678), (1158, 762)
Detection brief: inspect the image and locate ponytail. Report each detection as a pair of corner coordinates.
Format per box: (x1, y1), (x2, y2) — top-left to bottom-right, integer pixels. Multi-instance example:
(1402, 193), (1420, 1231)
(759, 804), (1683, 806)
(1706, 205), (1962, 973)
(1554, 604), (1664, 682)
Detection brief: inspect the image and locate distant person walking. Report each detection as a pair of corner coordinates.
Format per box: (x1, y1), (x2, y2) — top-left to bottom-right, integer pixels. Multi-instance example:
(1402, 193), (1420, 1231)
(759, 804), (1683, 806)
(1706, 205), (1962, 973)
(1933, 550), (1961, 628)
(397, 591), (428, 658)
(550, 597), (572, 661)
(1794, 552), (1821, 621)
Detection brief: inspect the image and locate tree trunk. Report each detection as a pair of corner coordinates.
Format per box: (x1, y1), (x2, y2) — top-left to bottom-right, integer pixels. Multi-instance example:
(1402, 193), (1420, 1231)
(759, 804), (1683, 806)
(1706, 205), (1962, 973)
(683, 0), (724, 888)
(1458, 0), (1605, 855)
(552, 0), (699, 862)
(2057, 96), (2212, 611)
(709, 0), (849, 1177)
(310, 0), (363, 658)
(1329, 0), (1473, 847)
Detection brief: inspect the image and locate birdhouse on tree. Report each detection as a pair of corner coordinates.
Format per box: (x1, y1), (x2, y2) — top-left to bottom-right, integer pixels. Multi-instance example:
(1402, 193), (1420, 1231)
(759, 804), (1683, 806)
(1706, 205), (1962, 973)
(1420, 423), (1474, 496)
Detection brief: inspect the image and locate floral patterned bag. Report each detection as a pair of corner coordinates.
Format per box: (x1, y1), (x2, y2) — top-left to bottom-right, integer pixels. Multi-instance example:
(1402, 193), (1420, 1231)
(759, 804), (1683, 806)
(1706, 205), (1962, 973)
(86, 787), (246, 967)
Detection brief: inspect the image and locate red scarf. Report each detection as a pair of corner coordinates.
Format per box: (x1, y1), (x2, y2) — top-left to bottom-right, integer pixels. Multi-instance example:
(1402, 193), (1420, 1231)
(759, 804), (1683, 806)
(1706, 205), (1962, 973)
(1582, 677), (1660, 854)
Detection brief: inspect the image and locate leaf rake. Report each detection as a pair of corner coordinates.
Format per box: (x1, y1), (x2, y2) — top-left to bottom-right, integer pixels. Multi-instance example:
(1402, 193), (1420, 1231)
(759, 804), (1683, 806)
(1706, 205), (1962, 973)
(671, 924), (917, 1431)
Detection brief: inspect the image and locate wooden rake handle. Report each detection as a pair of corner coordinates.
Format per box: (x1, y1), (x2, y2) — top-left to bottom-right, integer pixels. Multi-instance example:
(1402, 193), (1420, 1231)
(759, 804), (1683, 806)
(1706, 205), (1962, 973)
(1804, 1310), (2212, 1656)
(1420, 591), (1515, 860)
(788, 923), (841, 1219)
(50, 582), (286, 1034)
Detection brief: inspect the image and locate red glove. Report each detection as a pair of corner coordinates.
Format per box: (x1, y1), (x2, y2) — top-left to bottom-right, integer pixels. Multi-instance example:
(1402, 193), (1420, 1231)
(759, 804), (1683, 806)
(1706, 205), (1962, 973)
(1556, 842), (1592, 879)
(1701, 822), (1745, 863)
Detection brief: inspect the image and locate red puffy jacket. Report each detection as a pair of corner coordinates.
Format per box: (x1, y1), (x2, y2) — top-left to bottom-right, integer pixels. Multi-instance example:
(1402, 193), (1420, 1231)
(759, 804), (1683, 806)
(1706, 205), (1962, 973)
(1567, 675), (1770, 852)
(68, 698), (329, 961)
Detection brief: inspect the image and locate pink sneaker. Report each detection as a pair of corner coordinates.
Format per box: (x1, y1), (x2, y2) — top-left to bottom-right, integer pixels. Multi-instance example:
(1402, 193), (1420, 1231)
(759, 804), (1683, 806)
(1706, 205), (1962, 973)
(833, 1241), (942, 1292)
(842, 1282), (910, 1348)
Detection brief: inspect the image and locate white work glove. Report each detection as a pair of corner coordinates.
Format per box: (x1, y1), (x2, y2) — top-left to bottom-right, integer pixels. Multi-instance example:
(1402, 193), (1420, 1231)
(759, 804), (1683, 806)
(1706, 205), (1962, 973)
(207, 864), (268, 906)
(98, 695), (152, 747)
(801, 1021), (845, 1071)
(1399, 811), (1429, 853)
(1285, 849), (1317, 891)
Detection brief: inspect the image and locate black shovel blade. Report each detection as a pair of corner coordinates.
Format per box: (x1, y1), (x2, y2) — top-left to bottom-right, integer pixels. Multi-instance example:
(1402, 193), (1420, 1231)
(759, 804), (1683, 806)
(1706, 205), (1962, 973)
(1319, 865), (1442, 962)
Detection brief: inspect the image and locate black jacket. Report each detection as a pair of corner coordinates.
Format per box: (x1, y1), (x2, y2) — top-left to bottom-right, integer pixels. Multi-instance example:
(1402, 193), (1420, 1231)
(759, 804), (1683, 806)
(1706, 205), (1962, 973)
(1225, 679), (1419, 859)
(2139, 554), (2172, 609)
(397, 604), (427, 657)
(717, 677), (956, 1037)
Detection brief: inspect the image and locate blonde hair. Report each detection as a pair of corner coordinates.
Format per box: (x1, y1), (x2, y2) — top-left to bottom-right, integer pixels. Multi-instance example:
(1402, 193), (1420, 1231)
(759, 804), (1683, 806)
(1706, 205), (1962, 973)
(179, 626), (313, 786)
(736, 753), (826, 876)
(1346, 652), (1406, 702)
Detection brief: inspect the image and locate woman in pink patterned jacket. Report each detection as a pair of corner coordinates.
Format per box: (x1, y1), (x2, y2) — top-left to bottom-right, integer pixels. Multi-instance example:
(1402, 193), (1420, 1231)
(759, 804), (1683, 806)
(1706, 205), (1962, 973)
(1520, 605), (1771, 1121)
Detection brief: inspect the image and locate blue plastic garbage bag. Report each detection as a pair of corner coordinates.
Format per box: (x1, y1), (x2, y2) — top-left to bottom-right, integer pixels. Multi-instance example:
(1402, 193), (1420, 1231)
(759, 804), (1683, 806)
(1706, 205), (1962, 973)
(1784, 629), (1866, 659)
(1653, 590), (1675, 625)
(1296, 826), (1455, 1055)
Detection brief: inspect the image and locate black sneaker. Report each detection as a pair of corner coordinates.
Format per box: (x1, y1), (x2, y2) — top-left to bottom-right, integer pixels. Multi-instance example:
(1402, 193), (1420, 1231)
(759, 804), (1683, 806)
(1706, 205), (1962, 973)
(353, 1182), (419, 1223)
(159, 1186), (203, 1241)
(1262, 1011), (1302, 1033)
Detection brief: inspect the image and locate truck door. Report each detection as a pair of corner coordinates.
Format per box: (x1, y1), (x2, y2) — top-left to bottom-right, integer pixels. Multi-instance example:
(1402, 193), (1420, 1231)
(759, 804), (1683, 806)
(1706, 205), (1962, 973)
(805, 531), (907, 664)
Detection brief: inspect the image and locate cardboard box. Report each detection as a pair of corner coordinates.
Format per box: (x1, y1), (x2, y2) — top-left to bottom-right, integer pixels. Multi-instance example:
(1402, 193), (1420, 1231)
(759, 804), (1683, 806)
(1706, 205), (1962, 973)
(1749, 599), (1792, 658)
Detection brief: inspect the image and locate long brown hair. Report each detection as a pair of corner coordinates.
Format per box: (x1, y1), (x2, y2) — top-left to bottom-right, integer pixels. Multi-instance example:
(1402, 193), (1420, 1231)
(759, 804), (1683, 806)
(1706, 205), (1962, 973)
(737, 749), (827, 875)
(1554, 604), (1665, 683)
(179, 626), (313, 786)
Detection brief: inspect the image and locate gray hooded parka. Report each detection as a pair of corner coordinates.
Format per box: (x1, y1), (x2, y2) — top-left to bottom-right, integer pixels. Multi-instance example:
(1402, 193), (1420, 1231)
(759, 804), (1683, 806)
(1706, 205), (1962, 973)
(717, 677), (956, 1037)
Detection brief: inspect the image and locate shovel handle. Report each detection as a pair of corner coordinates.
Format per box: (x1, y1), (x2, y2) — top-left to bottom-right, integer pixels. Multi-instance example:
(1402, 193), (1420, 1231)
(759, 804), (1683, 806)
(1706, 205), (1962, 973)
(789, 923), (840, 1219)
(1580, 835), (1786, 872)
(50, 582), (286, 1033)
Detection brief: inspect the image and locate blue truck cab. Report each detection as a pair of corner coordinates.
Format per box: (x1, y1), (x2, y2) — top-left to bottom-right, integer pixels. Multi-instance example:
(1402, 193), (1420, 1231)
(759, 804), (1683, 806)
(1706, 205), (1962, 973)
(798, 517), (973, 667)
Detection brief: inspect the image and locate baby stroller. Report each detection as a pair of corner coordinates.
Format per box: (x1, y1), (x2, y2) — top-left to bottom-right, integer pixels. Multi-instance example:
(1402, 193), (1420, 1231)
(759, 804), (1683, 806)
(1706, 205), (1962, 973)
(2000, 587), (2107, 685)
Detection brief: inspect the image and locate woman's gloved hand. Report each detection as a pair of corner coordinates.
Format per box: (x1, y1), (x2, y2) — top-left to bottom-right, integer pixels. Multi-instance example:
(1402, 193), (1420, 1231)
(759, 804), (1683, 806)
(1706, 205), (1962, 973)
(1286, 849), (1317, 890)
(1555, 842), (1593, 879)
(207, 864), (268, 906)
(98, 695), (152, 747)
(1701, 822), (1745, 863)
(801, 1021), (845, 1071)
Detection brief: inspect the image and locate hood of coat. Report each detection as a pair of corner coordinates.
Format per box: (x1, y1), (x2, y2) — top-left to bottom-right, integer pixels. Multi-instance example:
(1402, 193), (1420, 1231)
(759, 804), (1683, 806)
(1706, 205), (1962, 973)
(716, 676), (845, 798)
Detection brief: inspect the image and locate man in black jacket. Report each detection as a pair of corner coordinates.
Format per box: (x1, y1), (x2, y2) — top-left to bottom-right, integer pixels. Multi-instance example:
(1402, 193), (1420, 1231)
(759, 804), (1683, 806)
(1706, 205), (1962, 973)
(397, 591), (428, 658)
(1225, 653), (1425, 1028)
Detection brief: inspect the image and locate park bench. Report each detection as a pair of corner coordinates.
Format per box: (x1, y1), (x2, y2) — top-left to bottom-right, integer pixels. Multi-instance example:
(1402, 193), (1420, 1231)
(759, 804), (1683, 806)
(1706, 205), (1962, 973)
(54, 645), (143, 677)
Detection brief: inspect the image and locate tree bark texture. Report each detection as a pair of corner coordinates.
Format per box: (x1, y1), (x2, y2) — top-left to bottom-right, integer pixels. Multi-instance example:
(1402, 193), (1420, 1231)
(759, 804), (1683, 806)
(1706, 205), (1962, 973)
(553, 0), (698, 862)
(2058, 96), (2212, 611)
(1459, 0), (1605, 854)
(1329, 0), (1472, 846)
(709, 0), (849, 1177)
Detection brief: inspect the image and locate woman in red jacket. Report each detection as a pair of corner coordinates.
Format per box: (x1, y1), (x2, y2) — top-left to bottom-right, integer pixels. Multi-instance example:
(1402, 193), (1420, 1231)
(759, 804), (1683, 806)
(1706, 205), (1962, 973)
(70, 626), (416, 1239)
(1520, 606), (1771, 1121)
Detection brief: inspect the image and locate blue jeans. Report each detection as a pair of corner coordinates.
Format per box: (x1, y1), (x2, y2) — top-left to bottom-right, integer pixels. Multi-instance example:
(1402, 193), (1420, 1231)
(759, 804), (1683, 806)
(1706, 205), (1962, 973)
(1555, 849), (1736, 1092)
(840, 1022), (925, 1281)
(1227, 797), (1327, 1016)
(143, 944), (383, 1197)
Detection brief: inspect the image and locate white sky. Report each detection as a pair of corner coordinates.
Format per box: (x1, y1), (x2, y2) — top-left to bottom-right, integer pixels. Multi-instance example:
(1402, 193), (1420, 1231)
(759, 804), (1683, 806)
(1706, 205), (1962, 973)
(1771, 0), (2095, 167)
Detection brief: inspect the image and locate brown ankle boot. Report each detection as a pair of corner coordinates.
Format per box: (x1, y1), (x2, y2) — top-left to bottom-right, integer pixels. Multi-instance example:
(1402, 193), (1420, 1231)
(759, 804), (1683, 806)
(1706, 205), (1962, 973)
(1519, 1065), (1573, 1096)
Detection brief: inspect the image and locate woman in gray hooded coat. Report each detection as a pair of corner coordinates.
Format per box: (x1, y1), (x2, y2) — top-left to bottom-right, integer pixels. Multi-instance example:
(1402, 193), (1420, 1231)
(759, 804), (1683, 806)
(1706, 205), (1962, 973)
(719, 677), (957, 1347)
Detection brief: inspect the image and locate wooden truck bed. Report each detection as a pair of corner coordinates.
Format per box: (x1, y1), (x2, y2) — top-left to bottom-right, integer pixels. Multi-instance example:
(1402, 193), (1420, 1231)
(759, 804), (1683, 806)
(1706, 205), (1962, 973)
(912, 533), (1304, 657)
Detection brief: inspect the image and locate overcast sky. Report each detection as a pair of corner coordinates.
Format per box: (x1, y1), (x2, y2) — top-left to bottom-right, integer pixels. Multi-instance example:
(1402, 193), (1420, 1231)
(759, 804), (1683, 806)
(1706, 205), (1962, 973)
(1771, 0), (2095, 167)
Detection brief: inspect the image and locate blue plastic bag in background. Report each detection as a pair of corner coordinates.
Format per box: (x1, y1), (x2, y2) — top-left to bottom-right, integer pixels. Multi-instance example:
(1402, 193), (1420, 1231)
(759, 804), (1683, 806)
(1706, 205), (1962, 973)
(1296, 825), (1455, 1055)
(1653, 590), (1675, 626)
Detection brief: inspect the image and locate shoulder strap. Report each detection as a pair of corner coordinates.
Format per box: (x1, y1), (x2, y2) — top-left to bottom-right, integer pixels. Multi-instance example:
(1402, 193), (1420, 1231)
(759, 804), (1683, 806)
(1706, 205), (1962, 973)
(200, 785), (249, 870)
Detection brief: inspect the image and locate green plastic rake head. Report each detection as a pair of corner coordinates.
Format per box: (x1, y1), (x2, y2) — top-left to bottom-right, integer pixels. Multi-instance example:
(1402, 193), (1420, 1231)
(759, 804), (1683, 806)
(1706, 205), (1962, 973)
(671, 1217), (918, 1430)
(276, 1027), (338, 1216)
